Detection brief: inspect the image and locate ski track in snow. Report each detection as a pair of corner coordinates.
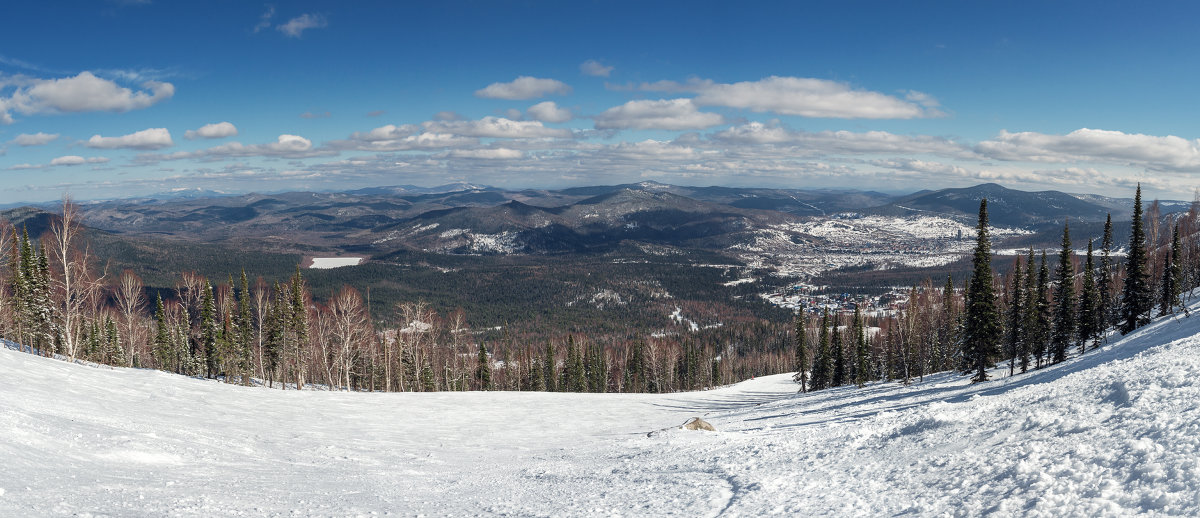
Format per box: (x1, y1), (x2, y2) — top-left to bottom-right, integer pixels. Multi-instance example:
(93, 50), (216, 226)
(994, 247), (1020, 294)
(6, 305), (1200, 515)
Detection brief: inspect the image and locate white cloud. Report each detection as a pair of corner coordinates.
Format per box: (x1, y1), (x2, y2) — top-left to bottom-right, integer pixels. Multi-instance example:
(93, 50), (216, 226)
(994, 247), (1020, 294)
(277, 13), (327, 38)
(86, 128), (174, 150)
(423, 116), (572, 138)
(711, 122), (969, 156)
(0, 71), (174, 122)
(12, 132), (58, 146)
(475, 76), (571, 100)
(253, 6), (275, 33)
(642, 76), (939, 119)
(141, 134), (333, 162)
(300, 111), (331, 119)
(50, 155), (108, 166)
(442, 148), (525, 159)
(609, 139), (699, 159)
(527, 101), (573, 123)
(976, 128), (1200, 171)
(580, 59), (614, 77)
(594, 99), (725, 130)
(352, 124), (419, 142)
(185, 122), (238, 140)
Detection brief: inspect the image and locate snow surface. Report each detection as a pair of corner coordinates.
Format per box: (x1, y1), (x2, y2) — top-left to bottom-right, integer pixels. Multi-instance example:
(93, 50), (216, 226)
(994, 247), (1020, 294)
(6, 304), (1200, 515)
(308, 257), (364, 269)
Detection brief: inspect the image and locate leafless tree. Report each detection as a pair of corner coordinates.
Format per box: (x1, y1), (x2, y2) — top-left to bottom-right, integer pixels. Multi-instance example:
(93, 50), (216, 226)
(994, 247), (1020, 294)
(115, 269), (145, 366)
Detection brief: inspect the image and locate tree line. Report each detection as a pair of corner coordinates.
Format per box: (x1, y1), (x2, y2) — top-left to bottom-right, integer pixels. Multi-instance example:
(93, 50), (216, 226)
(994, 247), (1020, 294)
(2, 198), (796, 393)
(793, 184), (1196, 393)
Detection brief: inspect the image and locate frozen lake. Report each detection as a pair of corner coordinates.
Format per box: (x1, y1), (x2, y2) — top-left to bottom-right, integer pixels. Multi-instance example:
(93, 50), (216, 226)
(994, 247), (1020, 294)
(308, 257), (364, 269)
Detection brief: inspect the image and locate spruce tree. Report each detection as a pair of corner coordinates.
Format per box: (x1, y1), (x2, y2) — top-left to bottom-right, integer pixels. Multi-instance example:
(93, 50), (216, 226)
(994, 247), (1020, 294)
(1051, 221), (1076, 364)
(153, 295), (173, 371)
(1121, 185), (1153, 334)
(963, 199), (1001, 383)
(1160, 223), (1184, 316)
(812, 309), (831, 390)
(543, 341), (558, 392)
(236, 271), (255, 385)
(853, 306), (870, 387)
(1005, 256), (1023, 376)
(1098, 214), (1115, 332)
(831, 314), (845, 387)
(200, 282), (219, 378)
(792, 312), (808, 392)
(475, 342), (492, 390)
(1020, 248), (1037, 372)
(1078, 240), (1101, 352)
(937, 275), (958, 372)
(1034, 252), (1052, 368)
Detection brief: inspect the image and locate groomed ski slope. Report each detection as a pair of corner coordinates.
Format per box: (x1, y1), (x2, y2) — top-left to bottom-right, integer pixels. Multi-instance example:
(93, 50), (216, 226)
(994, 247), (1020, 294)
(4, 304), (1200, 516)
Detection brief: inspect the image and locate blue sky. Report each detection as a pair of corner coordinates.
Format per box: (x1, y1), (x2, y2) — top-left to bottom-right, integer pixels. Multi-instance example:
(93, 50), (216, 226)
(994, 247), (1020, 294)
(1, 1), (1199, 202)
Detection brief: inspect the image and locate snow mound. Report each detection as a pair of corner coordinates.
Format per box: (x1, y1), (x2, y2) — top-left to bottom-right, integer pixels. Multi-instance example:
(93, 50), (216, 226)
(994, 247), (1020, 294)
(4, 302), (1200, 515)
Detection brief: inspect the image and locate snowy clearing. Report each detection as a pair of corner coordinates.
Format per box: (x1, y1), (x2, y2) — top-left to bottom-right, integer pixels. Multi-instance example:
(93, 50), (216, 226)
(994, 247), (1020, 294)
(308, 257), (364, 269)
(5, 304), (1200, 515)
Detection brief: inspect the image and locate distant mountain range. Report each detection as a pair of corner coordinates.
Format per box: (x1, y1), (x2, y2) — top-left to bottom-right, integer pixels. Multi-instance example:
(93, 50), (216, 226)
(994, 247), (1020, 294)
(5, 182), (1174, 258)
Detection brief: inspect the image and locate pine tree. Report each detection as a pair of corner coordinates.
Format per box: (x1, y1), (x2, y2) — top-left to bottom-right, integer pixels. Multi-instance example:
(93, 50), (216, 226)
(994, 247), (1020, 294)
(1121, 185), (1153, 334)
(1051, 221), (1076, 364)
(475, 342), (492, 390)
(1005, 256), (1023, 376)
(1078, 240), (1101, 352)
(963, 199), (1001, 383)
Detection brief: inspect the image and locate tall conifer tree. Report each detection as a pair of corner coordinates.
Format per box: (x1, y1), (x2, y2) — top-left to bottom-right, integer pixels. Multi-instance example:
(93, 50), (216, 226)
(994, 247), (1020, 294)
(963, 199), (1001, 382)
(1078, 240), (1101, 352)
(1051, 221), (1076, 364)
(1121, 185), (1153, 334)
(792, 312), (809, 392)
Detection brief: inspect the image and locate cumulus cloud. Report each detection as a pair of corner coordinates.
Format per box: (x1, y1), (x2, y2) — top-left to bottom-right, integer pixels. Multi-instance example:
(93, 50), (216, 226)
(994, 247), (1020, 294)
(475, 76), (572, 100)
(86, 128), (174, 150)
(594, 99), (725, 130)
(423, 116), (572, 138)
(278, 13), (327, 38)
(641, 76), (939, 119)
(976, 128), (1200, 171)
(580, 59), (614, 77)
(0, 71), (173, 122)
(185, 122), (238, 140)
(527, 101), (572, 123)
(140, 134), (334, 163)
(50, 155), (109, 166)
(711, 122), (970, 157)
(441, 148), (525, 159)
(12, 132), (58, 146)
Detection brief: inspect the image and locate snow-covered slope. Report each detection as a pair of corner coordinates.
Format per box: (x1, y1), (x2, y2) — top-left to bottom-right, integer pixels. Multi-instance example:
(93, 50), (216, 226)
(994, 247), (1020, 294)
(4, 305), (1200, 515)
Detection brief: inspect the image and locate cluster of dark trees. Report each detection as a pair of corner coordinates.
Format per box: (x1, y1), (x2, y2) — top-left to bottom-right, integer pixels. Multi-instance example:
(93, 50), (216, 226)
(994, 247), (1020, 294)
(794, 184), (1196, 392)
